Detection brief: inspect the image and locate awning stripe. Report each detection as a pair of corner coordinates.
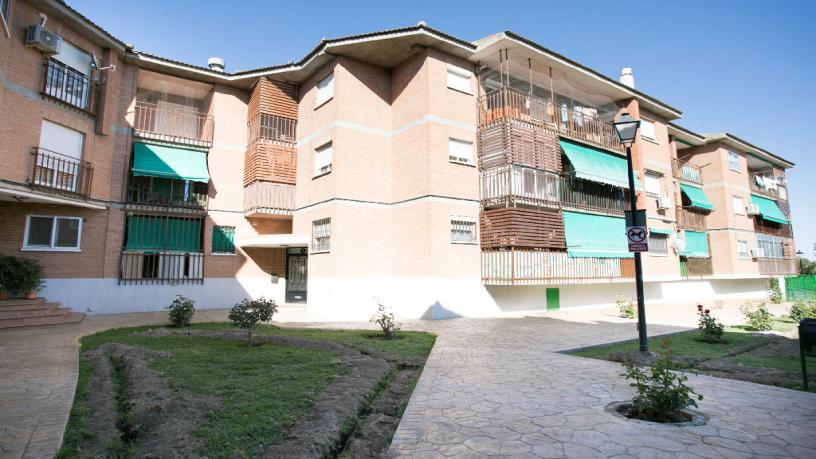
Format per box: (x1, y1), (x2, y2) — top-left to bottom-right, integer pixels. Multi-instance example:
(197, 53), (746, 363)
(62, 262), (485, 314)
(680, 184), (714, 210)
(559, 140), (640, 189)
(649, 228), (673, 235)
(132, 142), (210, 183)
(750, 194), (789, 225)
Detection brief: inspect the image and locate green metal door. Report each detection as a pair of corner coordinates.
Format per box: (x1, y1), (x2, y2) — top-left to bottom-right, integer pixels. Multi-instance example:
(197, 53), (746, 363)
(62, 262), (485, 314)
(546, 288), (560, 311)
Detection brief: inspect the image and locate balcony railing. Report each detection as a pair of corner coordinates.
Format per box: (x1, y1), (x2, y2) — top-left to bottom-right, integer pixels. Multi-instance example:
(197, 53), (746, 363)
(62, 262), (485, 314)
(42, 58), (96, 113)
(120, 213), (204, 284)
(749, 173), (780, 198)
(680, 257), (713, 277)
(676, 206), (707, 230)
(248, 113), (297, 145)
(754, 218), (792, 238)
(120, 251), (204, 285)
(480, 165), (630, 215)
(672, 159), (702, 184)
(133, 101), (214, 147)
(126, 176), (208, 212)
(478, 86), (623, 153)
(757, 257), (798, 276)
(30, 147), (93, 198)
(482, 249), (635, 285)
(243, 181), (296, 217)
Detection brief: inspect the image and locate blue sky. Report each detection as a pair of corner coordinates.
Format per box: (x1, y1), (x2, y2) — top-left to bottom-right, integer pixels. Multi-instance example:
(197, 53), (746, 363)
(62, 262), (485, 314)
(69, 0), (816, 257)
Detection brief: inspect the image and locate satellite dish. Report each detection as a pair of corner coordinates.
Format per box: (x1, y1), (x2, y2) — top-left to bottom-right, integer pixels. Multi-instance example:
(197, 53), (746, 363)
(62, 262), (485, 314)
(672, 238), (686, 251)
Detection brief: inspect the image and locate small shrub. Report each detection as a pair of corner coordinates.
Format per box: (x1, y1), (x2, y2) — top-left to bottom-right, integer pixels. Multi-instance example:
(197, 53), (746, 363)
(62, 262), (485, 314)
(228, 297), (278, 346)
(622, 339), (703, 423)
(370, 299), (402, 339)
(768, 278), (782, 304)
(696, 304), (724, 343)
(740, 302), (773, 331)
(167, 295), (195, 328)
(1, 256), (45, 296)
(790, 301), (816, 322)
(617, 296), (635, 319)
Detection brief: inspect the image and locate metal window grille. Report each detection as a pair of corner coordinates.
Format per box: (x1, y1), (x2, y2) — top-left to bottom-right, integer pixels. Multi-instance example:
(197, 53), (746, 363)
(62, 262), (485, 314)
(312, 218), (331, 252)
(120, 213), (204, 284)
(451, 219), (476, 243)
(648, 233), (669, 254)
(212, 226), (236, 254)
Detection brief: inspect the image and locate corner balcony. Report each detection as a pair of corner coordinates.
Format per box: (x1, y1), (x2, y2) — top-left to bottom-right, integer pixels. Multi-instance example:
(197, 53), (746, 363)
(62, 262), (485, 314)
(749, 173), (781, 199)
(757, 257), (797, 276)
(478, 86), (623, 154)
(676, 206), (708, 230)
(672, 159), (702, 184)
(482, 249), (635, 285)
(30, 147), (93, 199)
(133, 101), (214, 147)
(243, 181), (296, 217)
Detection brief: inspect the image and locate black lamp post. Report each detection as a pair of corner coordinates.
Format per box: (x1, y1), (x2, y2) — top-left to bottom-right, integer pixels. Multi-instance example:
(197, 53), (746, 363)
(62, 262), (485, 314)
(613, 112), (649, 353)
(797, 250), (804, 273)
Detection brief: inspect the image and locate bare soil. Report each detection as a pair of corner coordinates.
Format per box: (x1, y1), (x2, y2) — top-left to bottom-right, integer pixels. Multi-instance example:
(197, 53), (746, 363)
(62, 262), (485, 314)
(698, 337), (815, 387)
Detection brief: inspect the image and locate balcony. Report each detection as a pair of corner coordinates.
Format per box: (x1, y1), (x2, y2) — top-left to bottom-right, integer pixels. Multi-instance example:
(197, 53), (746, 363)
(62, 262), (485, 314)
(480, 165), (630, 215)
(749, 173), (780, 199)
(680, 257), (713, 277)
(42, 59), (96, 113)
(30, 147), (93, 199)
(478, 86), (623, 154)
(126, 176), (207, 214)
(482, 249), (635, 285)
(248, 113), (297, 145)
(244, 181), (296, 217)
(676, 206), (707, 230)
(133, 101), (214, 147)
(757, 257), (797, 276)
(672, 159), (702, 184)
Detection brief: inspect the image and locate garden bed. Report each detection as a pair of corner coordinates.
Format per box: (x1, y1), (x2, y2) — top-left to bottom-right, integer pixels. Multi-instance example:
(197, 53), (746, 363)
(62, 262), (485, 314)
(57, 323), (435, 458)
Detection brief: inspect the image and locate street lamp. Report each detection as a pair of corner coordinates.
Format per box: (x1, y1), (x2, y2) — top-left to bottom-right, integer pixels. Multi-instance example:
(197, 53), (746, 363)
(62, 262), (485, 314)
(797, 250), (804, 273)
(613, 112), (649, 353)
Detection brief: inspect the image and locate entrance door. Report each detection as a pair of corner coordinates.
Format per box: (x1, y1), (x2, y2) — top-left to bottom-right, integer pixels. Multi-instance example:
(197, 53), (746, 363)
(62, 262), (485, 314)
(286, 248), (307, 303)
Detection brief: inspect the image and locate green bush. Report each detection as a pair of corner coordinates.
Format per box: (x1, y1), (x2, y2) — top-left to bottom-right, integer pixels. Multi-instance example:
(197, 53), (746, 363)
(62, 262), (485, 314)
(623, 339), (703, 423)
(740, 303), (773, 331)
(617, 296), (635, 319)
(370, 300), (402, 339)
(0, 256), (44, 296)
(790, 301), (816, 322)
(768, 278), (782, 304)
(0, 255), (11, 294)
(167, 295), (195, 327)
(228, 297), (278, 346)
(696, 304), (724, 343)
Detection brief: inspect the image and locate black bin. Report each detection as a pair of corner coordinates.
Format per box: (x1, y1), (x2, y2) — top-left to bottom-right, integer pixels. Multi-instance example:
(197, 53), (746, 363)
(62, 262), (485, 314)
(801, 318), (816, 354)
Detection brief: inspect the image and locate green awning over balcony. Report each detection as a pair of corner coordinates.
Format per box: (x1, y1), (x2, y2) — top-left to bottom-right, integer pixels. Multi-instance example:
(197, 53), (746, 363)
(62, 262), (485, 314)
(680, 230), (710, 258)
(563, 211), (633, 258)
(132, 142), (210, 183)
(751, 194), (789, 225)
(559, 139), (639, 189)
(680, 184), (714, 210)
(649, 228), (673, 235)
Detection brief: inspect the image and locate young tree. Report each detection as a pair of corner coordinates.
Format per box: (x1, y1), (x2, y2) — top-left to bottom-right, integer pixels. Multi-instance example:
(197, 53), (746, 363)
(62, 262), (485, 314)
(228, 297), (277, 346)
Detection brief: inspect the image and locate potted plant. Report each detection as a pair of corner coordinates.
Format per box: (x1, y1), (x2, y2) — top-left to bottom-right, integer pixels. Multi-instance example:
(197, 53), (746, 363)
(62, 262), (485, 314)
(6, 257), (45, 300)
(0, 255), (10, 300)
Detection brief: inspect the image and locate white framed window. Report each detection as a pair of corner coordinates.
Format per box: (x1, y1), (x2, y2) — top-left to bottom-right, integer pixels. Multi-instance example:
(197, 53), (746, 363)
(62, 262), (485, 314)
(644, 171), (662, 196)
(732, 196), (745, 215)
(446, 65), (472, 94)
(450, 217), (476, 244)
(648, 233), (669, 255)
(757, 234), (783, 259)
(314, 72), (334, 108)
(448, 138), (473, 165)
(737, 240), (749, 259)
(779, 186), (787, 200)
(311, 218), (331, 253)
(36, 120), (85, 192)
(640, 118), (656, 141)
(314, 142), (332, 177)
(23, 215), (82, 251)
(727, 151), (741, 172)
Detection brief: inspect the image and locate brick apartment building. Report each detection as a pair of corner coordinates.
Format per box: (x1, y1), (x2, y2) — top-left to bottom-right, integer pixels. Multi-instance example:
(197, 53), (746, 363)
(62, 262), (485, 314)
(0, 0), (797, 320)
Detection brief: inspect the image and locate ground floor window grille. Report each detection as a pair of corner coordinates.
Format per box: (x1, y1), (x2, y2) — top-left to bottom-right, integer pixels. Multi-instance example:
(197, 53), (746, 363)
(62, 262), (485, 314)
(120, 214), (204, 284)
(648, 232), (669, 255)
(451, 217), (477, 243)
(312, 218), (331, 253)
(756, 234), (783, 259)
(212, 226), (236, 254)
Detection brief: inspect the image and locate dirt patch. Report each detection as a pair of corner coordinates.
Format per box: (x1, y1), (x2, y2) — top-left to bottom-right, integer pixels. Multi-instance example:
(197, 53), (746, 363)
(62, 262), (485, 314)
(606, 401), (706, 426)
(81, 343), (219, 458)
(697, 337), (814, 387)
(608, 350), (701, 368)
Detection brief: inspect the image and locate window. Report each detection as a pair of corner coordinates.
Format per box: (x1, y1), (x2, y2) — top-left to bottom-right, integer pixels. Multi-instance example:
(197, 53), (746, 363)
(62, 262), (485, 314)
(23, 215), (82, 251)
(212, 226), (235, 254)
(451, 217), (476, 244)
(314, 72), (334, 108)
(756, 234), (783, 258)
(648, 232), (669, 255)
(640, 118), (656, 141)
(727, 151), (741, 172)
(36, 120), (84, 191)
(737, 240), (749, 259)
(732, 196), (745, 215)
(312, 218), (331, 253)
(779, 186), (787, 201)
(446, 65), (472, 94)
(45, 39), (93, 109)
(644, 171), (662, 196)
(314, 142), (332, 177)
(448, 138), (473, 165)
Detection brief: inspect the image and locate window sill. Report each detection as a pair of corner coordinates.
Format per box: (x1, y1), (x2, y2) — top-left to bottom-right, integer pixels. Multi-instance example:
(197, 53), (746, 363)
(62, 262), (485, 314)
(314, 97), (333, 111)
(21, 247), (81, 253)
(640, 137), (660, 146)
(447, 86), (473, 96)
(451, 241), (478, 245)
(211, 252), (236, 256)
(450, 160), (476, 168)
(648, 252), (668, 257)
(310, 250), (330, 255)
(312, 171), (332, 180)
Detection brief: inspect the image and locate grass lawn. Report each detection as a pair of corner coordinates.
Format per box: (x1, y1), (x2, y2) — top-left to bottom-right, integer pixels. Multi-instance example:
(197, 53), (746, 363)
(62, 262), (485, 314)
(58, 323), (435, 458)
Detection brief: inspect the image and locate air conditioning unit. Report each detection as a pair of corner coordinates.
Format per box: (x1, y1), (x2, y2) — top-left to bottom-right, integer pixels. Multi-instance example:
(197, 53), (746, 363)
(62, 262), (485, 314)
(751, 247), (765, 259)
(746, 204), (760, 216)
(656, 195), (671, 210)
(24, 25), (59, 54)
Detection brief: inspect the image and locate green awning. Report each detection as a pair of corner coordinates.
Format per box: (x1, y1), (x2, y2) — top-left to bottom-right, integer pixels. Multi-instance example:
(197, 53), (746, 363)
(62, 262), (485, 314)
(125, 215), (202, 252)
(132, 142), (210, 183)
(649, 228), (673, 235)
(559, 140), (640, 189)
(751, 194), (789, 225)
(680, 184), (714, 210)
(680, 230), (710, 258)
(563, 211), (633, 258)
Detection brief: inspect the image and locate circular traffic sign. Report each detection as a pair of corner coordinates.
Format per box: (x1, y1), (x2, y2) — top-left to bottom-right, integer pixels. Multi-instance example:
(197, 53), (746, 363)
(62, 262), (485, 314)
(627, 227), (646, 243)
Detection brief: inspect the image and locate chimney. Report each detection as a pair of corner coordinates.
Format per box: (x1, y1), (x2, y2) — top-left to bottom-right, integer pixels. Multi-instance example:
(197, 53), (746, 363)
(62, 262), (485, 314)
(620, 67), (634, 88)
(208, 57), (225, 72)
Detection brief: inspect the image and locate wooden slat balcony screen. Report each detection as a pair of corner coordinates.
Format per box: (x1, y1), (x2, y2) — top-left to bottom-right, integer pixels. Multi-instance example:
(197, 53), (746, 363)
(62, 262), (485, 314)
(247, 113), (297, 145)
(120, 214), (204, 285)
(676, 206), (708, 230)
(477, 121), (561, 171)
(133, 101), (214, 147)
(757, 257), (798, 276)
(30, 147), (93, 199)
(42, 58), (96, 113)
(482, 248), (635, 285)
(477, 86), (623, 154)
(244, 142), (297, 186)
(243, 181), (296, 216)
(480, 207), (565, 249)
(671, 159), (702, 184)
(680, 257), (713, 277)
(749, 173), (780, 198)
(753, 218), (792, 238)
(480, 165), (630, 215)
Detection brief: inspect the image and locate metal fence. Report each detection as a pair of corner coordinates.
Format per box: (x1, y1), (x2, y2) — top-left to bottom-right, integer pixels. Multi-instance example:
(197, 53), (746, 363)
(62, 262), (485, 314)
(785, 275), (816, 301)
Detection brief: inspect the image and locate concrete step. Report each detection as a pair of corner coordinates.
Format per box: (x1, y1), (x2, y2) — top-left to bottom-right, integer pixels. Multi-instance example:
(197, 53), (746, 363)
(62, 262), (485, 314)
(0, 311), (84, 330)
(0, 301), (59, 312)
(0, 297), (47, 307)
(0, 304), (62, 319)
